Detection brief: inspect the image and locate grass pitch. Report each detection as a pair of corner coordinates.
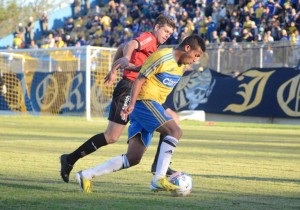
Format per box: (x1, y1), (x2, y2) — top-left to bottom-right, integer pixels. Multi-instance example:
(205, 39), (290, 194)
(0, 115), (299, 210)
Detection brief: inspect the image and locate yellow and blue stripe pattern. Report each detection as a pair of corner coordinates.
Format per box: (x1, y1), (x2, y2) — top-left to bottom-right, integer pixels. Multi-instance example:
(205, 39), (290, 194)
(138, 48), (185, 104)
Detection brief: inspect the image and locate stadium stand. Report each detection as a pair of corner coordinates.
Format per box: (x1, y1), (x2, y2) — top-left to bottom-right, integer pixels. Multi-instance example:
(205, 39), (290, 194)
(0, 0), (299, 50)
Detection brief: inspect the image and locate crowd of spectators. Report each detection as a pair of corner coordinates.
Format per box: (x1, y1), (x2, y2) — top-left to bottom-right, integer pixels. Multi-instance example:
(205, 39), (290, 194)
(11, 0), (300, 50)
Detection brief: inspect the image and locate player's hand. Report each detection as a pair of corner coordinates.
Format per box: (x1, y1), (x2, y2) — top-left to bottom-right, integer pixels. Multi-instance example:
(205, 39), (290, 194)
(112, 57), (130, 71)
(120, 104), (134, 121)
(125, 63), (138, 71)
(104, 70), (117, 86)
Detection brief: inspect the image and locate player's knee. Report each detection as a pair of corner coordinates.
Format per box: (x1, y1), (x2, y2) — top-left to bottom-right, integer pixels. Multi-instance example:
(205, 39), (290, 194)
(106, 137), (119, 144)
(104, 132), (120, 144)
(169, 127), (182, 140)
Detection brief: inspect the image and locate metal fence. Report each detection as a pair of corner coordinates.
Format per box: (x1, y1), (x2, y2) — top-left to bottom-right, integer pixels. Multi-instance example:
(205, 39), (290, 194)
(201, 41), (300, 75)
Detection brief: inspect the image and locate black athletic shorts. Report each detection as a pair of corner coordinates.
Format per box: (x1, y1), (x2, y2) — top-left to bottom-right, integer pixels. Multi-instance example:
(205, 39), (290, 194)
(108, 78), (133, 125)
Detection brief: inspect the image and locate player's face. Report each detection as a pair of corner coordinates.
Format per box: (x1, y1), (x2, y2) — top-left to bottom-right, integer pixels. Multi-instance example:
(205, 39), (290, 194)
(154, 24), (174, 45)
(179, 45), (203, 65)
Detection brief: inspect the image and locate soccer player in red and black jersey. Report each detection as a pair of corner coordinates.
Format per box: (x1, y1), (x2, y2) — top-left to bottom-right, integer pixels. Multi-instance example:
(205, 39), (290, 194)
(60, 14), (177, 183)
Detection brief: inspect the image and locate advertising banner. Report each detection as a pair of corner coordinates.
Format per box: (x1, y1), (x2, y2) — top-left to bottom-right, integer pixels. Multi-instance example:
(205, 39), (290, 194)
(165, 67), (300, 118)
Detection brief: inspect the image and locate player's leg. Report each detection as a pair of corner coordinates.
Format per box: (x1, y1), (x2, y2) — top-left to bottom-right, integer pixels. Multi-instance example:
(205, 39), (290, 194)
(75, 134), (146, 192)
(60, 79), (132, 183)
(151, 107), (179, 176)
(130, 100), (180, 191)
(60, 121), (126, 183)
(153, 120), (181, 182)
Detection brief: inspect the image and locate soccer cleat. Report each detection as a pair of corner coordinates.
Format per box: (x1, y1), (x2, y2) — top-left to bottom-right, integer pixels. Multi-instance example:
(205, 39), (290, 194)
(75, 171), (92, 193)
(60, 154), (73, 183)
(150, 177), (179, 192)
(151, 163), (177, 176)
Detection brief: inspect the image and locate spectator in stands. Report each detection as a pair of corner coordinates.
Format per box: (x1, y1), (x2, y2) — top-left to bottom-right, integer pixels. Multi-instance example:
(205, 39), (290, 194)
(130, 3), (142, 20)
(64, 34), (76, 46)
(26, 17), (34, 44)
(16, 22), (26, 42)
(280, 29), (289, 41)
(242, 28), (254, 42)
(229, 10), (239, 28)
(211, 30), (220, 43)
(273, 1), (283, 18)
(255, 2), (264, 20)
(76, 34), (87, 46)
(220, 31), (231, 42)
(101, 13), (112, 30)
(231, 21), (243, 40)
(74, 17), (83, 31)
(87, 5), (101, 17)
(28, 40), (38, 49)
(55, 36), (65, 48)
(264, 1), (273, 14)
(206, 16), (217, 42)
(250, 21), (259, 37)
(40, 39), (50, 49)
(185, 18), (195, 36)
(211, 1), (220, 25)
(7, 0), (298, 50)
(247, 0), (256, 10)
(86, 15), (101, 30)
(84, 0), (90, 15)
(249, 7), (258, 24)
(241, 6), (250, 23)
(244, 15), (254, 29)
(40, 11), (49, 35)
(197, 15), (207, 39)
(270, 20), (282, 41)
(265, 30), (274, 42)
(288, 21), (298, 34)
(13, 33), (23, 49)
(73, 0), (82, 19)
(167, 27), (179, 44)
(64, 18), (75, 33)
(265, 6), (275, 23)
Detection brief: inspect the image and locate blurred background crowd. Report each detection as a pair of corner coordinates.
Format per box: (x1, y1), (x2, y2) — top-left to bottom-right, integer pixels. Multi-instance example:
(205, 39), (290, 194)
(11, 0), (300, 49)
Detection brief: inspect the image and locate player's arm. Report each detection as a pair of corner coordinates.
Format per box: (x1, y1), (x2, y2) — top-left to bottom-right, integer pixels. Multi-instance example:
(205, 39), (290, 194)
(111, 40), (139, 71)
(104, 45), (124, 85)
(104, 40), (139, 85)
(112, 41), (142, 72)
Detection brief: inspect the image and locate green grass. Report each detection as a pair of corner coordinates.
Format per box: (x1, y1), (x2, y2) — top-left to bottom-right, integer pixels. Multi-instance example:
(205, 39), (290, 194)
(0, 115), (299, 210)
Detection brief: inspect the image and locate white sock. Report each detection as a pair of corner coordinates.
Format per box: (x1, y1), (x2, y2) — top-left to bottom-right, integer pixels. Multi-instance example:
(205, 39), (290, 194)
(154, 135), (178, 181)
(82, 154), (130, 180)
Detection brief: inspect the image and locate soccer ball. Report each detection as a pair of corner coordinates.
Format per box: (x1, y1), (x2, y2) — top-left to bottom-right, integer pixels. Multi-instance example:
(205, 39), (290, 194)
(168, 171), (192, 196)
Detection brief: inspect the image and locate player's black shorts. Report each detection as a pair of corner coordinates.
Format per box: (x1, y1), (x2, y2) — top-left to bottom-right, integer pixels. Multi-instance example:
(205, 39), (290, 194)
(108, 78), (133, 125)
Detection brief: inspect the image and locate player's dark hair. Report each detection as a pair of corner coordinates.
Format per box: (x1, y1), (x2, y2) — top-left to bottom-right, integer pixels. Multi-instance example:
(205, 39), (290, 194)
(179, 34), (206, 52)
(154, 14), (176, 30)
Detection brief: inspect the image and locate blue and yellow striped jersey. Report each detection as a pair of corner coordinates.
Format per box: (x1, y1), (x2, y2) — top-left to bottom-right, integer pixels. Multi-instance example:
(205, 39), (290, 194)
(138, 48), (185, 104)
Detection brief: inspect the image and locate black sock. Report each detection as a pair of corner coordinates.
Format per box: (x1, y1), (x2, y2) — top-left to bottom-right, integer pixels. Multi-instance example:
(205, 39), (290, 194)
(152, 134), (166, 167)
(66, 133), (107, 165)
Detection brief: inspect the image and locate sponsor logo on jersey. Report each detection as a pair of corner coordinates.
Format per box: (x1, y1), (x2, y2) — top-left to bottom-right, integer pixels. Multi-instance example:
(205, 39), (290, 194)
(163, 78), (180, 87)
(140, 37), (152, 46)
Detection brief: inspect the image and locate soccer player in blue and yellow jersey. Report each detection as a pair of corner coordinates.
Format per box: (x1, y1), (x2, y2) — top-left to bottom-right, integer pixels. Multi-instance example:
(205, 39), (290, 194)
(75, 34), (206, 193)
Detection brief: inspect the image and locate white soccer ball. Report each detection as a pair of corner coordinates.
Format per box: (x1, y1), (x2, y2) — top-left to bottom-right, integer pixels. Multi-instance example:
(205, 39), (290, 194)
(168, 171), (192, 196)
